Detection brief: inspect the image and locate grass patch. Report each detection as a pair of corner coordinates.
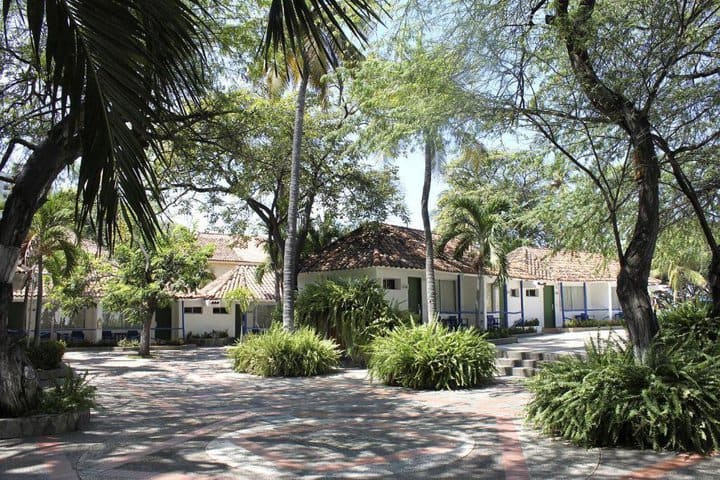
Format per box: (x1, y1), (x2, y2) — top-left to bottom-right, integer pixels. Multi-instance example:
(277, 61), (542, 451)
(228, 325), (341, 377)
(367, 322), (496, 390)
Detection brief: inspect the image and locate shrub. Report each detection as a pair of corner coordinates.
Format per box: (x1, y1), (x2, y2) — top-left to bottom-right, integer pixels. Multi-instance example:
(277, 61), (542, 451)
(367, 323), (497, 390)
(658, 300), (719, 349)
(117, 338), (140, 348)
(39, 372), (96, 414)
(564, 318), (625, 328)
(227, 325), (341, 377)
(526, 334), (720, 453)
(295, 277), (410, 362)
(25, 340), (66, 370)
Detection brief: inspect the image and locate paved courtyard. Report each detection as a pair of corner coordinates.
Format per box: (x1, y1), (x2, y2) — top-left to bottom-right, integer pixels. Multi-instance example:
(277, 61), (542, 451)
(1, 334), (720, 479)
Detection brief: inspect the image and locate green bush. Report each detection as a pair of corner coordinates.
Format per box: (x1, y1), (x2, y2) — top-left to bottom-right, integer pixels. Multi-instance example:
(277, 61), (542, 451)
(482, 326), (536, 339)
(564, 318), (625, 328)
(526, 334), (720, 453)
(117, 338), (140, 348)
(227, 325), (341, 377)
(295, 277), (410, 362)
(658, 300), (719, 348)
(39, 372), (96, 414)
(25, 340), (66, 370)
(367, 323), (497, 390)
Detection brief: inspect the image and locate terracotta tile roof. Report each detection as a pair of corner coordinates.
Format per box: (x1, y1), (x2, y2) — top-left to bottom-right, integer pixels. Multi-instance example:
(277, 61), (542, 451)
(506, 246), (620, 282)
(197, 233), (267, 264)
(301, 223), (481, 274)
(189, 264), (276, 302)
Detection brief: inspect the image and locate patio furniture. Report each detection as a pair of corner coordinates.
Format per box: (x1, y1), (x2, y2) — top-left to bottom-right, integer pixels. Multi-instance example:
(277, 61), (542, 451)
(102, 330), (113, 341)
(486, 315), (499, 330)
(613, 311), (624, 320)
(70, 330), (85, 342)
(126, 330), (140, 341)
(574, 313), (589, 321)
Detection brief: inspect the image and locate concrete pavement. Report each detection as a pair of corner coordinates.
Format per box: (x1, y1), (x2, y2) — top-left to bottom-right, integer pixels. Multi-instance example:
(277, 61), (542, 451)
(1, 334), (718, 479)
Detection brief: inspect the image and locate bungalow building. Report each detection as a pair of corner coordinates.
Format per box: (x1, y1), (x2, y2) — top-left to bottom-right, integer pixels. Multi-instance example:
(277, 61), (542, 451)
(299, 223), (650, 331)
(9, 233), (277, 343)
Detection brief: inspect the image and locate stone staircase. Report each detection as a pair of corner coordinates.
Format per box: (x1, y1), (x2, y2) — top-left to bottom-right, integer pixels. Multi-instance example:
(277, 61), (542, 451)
(495, 350), (576, 378)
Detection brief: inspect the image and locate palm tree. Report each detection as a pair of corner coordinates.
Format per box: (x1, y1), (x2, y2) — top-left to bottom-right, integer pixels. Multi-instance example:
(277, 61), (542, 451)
(24, 193), (78, 346)
(264, 1), (381, 331)
(436, 194), (512, 328)
(0, 0), (208, 417)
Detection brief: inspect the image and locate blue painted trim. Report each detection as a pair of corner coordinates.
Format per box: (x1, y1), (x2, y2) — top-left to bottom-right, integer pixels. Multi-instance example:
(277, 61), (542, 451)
(181, 299), (186, 340)
(560, 282), (565, 327)
(456, 274), (462, 323)
(520, 280), (525, 326)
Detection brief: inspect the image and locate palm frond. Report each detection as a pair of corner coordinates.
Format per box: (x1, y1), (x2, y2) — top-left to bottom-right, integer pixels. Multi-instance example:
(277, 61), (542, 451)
(11, 0), (210, 249)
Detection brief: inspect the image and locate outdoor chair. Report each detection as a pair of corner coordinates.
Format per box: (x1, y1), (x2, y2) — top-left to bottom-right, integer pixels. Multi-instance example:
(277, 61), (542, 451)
(486, 315), (499, 330)
(102, 330), (113, 341)
(574, 313), (589, 321)
(126, 330), (140, 341)
(70, 330), (85, 342)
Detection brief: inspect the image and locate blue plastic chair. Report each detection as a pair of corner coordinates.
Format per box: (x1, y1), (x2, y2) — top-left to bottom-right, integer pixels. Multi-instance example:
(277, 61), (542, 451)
(126, 330), (140, 341)
(70, 330), (85, 342)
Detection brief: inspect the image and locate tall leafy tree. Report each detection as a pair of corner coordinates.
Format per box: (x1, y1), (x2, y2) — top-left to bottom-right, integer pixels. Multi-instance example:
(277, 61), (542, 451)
(0, 0), (209, 416)
(103, 226), (213, 357)
(352, 45), (478, 322)
(405, 0), (720, 358)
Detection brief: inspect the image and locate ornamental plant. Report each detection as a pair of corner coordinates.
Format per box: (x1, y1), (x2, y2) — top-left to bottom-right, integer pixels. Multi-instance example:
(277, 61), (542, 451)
(367, 322), (497, 390)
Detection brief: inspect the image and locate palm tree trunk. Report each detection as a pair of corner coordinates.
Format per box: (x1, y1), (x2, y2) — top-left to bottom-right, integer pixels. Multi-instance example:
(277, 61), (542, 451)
(33, 255), (43, 347)
(0, 117), (77, 415)
(422, 138), (437, 323)
(282, 69), (309, 331)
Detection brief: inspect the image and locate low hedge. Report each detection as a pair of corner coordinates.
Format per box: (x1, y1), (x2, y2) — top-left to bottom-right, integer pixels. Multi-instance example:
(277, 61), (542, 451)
(228, 325), (341, 377)
(25, 340), (66, 370)
(367, 322), (496, 390)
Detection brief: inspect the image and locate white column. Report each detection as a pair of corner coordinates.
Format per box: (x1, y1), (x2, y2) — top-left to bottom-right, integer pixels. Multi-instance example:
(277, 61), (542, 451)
(95, 302), (104, 343)
(607, 283), (613, 320)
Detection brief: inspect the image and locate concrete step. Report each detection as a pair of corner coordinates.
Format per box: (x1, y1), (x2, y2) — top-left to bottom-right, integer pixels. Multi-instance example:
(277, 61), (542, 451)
(511, 367), (538, 378)
(495, 358), (519, 368)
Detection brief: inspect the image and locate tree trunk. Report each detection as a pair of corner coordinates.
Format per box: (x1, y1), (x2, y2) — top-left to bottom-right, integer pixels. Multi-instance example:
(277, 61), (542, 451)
(33, 255), (43, 347)
(282, 69), (309, 331)
(0, 279), (39, 416)
(422, 138), (437, 323)
(555, 1), (660, 359)
(139, 298), (157, 357)
(0, 116), (79, 416)
(709, 251), (720, 317)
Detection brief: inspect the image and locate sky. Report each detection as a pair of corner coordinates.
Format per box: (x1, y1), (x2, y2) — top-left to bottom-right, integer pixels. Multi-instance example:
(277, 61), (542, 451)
(389, 151), (447, 230)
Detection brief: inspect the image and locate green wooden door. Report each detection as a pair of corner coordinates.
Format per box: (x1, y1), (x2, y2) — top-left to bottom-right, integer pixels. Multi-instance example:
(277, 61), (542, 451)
(543, 285), (556, 328)
(155, 306), (172, 341)
(407, 277), (422, 320)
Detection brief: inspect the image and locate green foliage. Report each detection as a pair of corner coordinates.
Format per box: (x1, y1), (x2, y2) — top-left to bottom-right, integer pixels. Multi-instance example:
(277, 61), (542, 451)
(228, 325), (341, 377)
(295, 277), (410, 361)
(24, 340), (66, 370)
(658, 301), (719, 349)
(223, 287), (255, 312)
(482, 326), (536, 339)
(117, 338), (140, 348)
(367, 323), (497, 390)
(564, 318), (625, 328)
(103, 225), (213, 326)
(39, 372), (96, 414)
(526, 334), (720, 453)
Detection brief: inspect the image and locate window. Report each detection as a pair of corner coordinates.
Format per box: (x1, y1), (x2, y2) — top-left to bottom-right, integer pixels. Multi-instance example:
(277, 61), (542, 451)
(212, 307), (228, 314)
(183, 306), (202, 314)
(525, 289), (538, 297)
(562, 286), (585, 310)
(382, 278), (400, 290)
(438, 280), (457, 312)
(509, 288), (519, 297)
